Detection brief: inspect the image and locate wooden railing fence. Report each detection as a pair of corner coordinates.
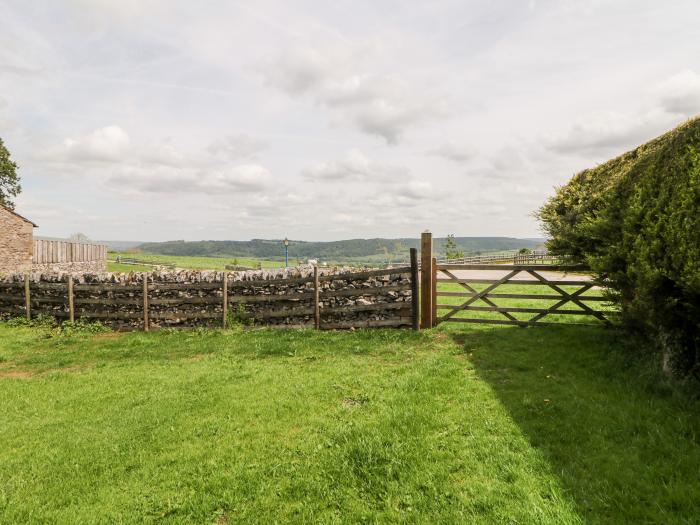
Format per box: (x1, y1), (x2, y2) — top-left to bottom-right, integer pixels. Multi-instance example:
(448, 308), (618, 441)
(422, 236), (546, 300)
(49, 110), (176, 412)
(436, 252), (566, 265)
(418, 231), (613, 328)
(33, 240), (107, 264)
(112, 257), (176, 269)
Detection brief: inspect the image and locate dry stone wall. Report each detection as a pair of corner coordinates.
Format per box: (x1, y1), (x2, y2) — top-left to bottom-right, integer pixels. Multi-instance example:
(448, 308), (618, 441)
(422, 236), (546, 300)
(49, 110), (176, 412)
(31, 260), (106, 274)
(0, 265), (415, 330)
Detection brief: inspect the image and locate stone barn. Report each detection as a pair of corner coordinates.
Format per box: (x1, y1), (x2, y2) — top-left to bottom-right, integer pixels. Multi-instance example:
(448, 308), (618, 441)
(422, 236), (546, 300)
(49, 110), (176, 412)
(0, 204), (36, 275)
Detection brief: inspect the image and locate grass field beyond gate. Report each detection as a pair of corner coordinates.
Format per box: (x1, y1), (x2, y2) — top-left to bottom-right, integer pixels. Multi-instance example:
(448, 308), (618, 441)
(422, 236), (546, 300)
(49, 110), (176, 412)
(107, 253), (287, 272)
(1, 323), (699, 524)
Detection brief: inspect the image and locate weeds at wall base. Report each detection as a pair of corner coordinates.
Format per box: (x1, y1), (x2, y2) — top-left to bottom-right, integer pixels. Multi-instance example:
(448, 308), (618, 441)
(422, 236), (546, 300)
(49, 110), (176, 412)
(3, 315), (110, 337)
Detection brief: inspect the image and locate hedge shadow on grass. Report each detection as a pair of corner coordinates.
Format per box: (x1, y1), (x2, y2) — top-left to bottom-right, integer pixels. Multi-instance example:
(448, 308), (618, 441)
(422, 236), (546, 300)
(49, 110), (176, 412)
(451, 325), (700, 524)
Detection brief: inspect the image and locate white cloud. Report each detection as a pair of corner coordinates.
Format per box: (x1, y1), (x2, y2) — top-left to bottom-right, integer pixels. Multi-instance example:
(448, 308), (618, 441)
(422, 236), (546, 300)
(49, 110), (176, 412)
(302, 149), (407, 181)
(656, 69), (700, 116)
(544, 70), (700, 158)
(258, 43), (449, 144)
(260, 46), (344, 96)
(428, 141), (477, 163)
(544, 110), (676, 156)
(396, 180), (433, 200)
(34, 125), (274, 196)
(48, 126), (131, 163)
(106, 164), (272, 195)
(207, 134), (268, 160)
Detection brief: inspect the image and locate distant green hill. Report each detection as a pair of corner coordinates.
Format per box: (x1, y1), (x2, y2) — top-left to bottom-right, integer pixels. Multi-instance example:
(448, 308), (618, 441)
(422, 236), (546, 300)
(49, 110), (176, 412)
(135, 237), (545, 264)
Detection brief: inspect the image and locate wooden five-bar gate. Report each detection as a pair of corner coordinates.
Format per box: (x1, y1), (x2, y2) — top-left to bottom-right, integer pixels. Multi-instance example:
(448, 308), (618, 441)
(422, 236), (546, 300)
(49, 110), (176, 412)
(418, 231), (612, 329)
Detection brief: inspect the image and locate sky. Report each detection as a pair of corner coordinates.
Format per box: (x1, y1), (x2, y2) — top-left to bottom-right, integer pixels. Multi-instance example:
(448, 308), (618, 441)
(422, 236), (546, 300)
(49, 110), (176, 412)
(1, 0), (699, 242)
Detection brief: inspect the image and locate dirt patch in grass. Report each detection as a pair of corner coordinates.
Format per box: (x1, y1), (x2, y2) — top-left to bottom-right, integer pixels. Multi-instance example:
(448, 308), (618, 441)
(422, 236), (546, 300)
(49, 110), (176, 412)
(214, 512), (230, 524)
(184, 353), (210, 362)
(0, 370), (35, 380)
(48, 364), (95, 375)
(93, 332), (125, 340)
(0, 362), (96, 379)
(342, 395), (369, 408)
(431, 332), (450, 343)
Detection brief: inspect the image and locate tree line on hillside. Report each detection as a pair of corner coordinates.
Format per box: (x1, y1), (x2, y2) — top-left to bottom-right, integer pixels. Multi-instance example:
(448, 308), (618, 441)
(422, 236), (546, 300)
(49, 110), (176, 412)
(135, 237), (544, 261)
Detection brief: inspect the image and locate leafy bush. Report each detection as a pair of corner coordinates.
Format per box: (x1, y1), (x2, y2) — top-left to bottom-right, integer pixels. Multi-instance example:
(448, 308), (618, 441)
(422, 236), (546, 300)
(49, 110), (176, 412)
(227, 303), (253, 327)
(7, 314), (56, 329)
(4, 315), (110, 336)
(444, 234), (465, 259)
(538, 117), (700, 376)
(59, 319), (111, 336)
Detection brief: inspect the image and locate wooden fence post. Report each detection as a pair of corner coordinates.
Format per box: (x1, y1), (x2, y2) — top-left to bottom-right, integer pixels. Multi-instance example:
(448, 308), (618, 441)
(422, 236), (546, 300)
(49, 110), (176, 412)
(410, 248), (419, 330)
(314, 266), (320, 329)
(24, 273), (31, 320)
(420, 231), (433, 329)
(222, 273), (228, 329)
(68, 276), (75, 322)
(142, 274), (149, 332)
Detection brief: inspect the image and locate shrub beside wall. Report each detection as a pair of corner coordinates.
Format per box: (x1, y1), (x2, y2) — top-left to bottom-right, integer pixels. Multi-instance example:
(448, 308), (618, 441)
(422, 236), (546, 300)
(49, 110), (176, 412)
(538, 117), (700, 375)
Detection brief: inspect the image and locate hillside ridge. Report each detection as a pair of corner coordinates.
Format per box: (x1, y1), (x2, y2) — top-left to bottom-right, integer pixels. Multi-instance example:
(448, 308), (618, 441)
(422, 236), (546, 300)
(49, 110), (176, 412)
(135, 237), (545, 261)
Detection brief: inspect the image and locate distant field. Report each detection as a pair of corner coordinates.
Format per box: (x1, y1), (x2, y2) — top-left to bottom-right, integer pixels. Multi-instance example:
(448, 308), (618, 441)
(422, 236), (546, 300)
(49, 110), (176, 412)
(106, 261), (153, 273)
(108, 253), (287, 271)
(107, 252), (397, 270)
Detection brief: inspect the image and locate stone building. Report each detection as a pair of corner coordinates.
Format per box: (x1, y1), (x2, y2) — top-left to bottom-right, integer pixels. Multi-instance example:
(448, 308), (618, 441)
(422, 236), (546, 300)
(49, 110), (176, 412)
(0, 204), (36, 275)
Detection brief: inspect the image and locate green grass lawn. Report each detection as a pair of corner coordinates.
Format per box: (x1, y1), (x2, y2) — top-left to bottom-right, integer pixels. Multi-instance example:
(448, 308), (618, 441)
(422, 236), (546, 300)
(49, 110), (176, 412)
(106, 261), (155, 273)
(108, 253), (287, 271)
(1, 320), (698, 523)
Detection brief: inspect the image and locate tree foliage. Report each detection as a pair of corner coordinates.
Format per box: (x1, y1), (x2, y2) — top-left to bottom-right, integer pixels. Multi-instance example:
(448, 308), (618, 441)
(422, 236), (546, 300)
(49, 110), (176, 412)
(0, 137), (21, 209)
(537, 117), (700, 376)
(444, 234), (465, 260)
(136, 237), (542, 261)
(69, 233), (91, 243)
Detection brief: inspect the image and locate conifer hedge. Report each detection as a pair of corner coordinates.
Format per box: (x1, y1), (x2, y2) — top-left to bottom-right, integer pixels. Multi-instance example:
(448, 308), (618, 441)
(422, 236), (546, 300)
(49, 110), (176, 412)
(538, 117), (700, 375)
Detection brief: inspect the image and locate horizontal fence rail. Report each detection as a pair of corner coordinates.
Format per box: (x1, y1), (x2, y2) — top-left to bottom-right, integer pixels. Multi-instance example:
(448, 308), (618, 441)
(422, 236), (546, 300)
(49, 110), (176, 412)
(400, 251), (567, 269)
(0, 258), (420, 331)
(33, 240), (107, 264)
(436, 252), (567, 266)
(111, 257), (176, 269)
(433, 263), (613, 327)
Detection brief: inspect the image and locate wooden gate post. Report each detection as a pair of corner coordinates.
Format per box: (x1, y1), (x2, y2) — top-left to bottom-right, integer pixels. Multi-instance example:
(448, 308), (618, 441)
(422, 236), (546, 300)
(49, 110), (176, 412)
(24, 273), (31, 320)
(142, 274), (149, 332)
(313, 266), (320, 329)
(68, 276), (75, 323)
(409, 248), (419, 330)
(420, 231), (433, 329)
(222, 273), (228, 329)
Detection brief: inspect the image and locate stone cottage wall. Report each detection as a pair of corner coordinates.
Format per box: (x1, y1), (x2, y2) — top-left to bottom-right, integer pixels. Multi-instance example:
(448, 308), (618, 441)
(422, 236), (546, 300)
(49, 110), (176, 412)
(0, 207), (33, 275)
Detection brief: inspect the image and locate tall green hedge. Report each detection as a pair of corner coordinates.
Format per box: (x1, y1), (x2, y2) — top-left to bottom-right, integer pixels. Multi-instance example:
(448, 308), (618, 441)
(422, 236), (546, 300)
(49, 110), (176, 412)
(538, 117), (700, 375)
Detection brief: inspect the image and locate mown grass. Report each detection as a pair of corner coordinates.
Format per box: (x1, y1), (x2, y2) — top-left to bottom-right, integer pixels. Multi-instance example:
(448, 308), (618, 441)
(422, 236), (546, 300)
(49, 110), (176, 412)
(1, 321), (698, 524)
(106, 261), (154, 273)
(108, 253), (287, 271)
